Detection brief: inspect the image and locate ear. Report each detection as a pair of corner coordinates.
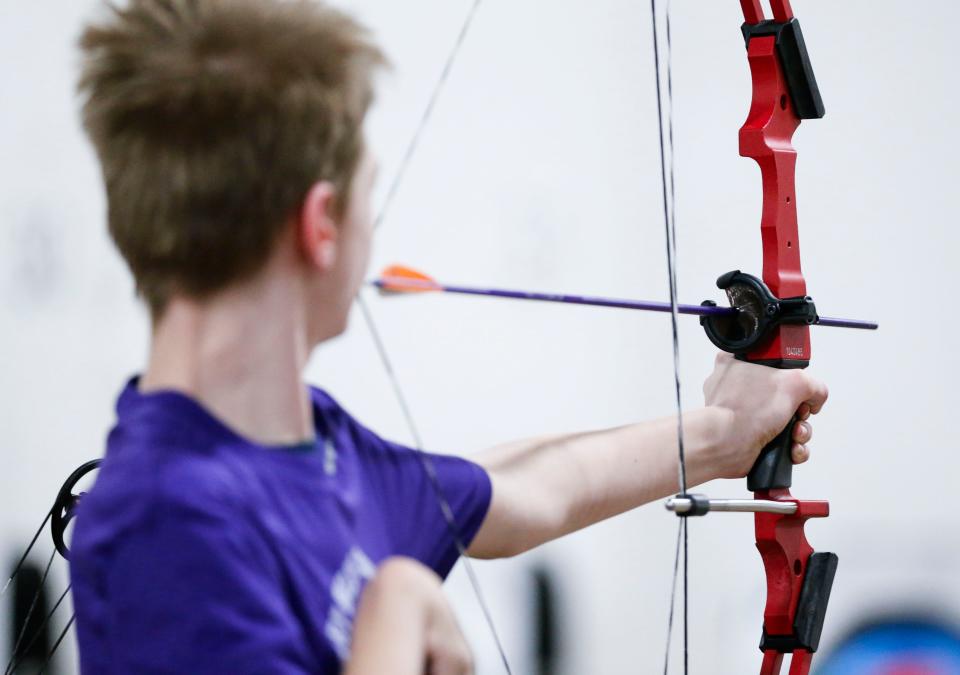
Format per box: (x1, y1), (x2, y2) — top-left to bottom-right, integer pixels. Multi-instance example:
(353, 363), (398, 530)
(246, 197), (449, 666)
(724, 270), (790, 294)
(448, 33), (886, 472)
(298, 181), (339, 271)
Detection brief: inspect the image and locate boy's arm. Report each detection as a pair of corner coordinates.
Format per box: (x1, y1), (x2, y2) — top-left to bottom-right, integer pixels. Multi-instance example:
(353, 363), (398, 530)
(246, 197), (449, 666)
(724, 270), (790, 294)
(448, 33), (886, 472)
(467, 353), (829, 559)
(346, 558), (473, 675)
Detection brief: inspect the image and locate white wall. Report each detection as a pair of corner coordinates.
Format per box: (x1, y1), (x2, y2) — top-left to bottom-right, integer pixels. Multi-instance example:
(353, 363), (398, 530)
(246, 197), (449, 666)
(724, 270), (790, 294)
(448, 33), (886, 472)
(2, 1), (957, 673)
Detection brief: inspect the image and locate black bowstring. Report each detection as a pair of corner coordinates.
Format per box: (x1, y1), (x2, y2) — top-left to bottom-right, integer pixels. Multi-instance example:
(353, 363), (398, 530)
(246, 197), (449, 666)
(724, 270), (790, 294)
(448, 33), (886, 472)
(35, 613), (74, 675)
(664, 519), (685, 675)
(5, 502), (80, 675)
(374, 0), (485, 232)
(1, 511), (52, 599)
(359, 2), (513, 672)
(650, 0), (689, 674)
(4, 549), (56, 675)
(367, 1), (692, 673)
(5, 584), (71, 675)
(357, 297), (512, 674)
(664, 1), (679, 267)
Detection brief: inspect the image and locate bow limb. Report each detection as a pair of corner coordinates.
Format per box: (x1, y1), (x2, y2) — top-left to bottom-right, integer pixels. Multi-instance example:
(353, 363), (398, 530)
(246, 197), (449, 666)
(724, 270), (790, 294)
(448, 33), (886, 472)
(663, 3), (848, 674)
(739, 5), (836, 674)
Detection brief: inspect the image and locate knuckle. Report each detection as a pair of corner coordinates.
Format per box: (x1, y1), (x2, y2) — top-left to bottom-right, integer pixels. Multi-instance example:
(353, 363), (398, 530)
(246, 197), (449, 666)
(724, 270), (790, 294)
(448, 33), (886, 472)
(785, 370), (810, 397)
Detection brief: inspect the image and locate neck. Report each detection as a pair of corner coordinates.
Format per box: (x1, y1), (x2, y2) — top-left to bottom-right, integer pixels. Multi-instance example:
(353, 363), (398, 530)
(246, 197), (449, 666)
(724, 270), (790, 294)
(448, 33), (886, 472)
(141, 272), (315, 446)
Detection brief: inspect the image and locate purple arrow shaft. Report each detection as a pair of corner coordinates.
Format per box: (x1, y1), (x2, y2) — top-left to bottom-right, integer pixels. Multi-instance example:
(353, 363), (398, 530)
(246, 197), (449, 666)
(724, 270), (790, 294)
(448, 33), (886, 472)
(371, 278), (878, 330)
(429, 283), (732, 318)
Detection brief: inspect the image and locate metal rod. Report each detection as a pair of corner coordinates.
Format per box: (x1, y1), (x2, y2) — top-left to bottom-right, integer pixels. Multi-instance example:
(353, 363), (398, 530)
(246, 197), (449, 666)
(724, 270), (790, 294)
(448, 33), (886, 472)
(665, 497), (799, 515)
(814, 315), (878, 330)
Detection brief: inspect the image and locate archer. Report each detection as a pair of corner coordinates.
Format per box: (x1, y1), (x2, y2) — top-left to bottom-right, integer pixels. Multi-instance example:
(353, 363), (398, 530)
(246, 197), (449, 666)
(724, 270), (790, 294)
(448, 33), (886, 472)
(68, 0), (829, 673)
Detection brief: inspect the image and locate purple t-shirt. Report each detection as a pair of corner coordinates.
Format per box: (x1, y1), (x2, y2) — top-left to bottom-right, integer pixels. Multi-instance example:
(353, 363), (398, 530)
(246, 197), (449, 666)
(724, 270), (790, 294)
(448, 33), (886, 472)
(70, 379), (492, 674)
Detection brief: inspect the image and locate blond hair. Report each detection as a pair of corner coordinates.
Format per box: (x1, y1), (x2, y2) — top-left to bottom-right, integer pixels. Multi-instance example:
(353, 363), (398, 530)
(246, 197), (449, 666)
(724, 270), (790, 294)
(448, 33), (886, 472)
(79, 0), (385, 315)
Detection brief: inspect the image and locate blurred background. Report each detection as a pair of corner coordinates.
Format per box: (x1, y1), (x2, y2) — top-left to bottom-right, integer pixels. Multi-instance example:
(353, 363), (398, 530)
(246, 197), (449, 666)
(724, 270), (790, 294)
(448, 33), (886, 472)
(3, 0), (958, 673)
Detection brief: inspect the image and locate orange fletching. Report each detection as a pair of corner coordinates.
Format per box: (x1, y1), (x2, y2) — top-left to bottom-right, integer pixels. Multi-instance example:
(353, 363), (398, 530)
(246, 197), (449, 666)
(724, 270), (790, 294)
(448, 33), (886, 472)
(377, 265), (441, 293)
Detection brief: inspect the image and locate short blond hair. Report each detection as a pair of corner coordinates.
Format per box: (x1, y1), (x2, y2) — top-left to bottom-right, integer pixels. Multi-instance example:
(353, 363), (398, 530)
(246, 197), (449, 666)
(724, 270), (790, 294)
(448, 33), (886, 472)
(79, 0), (385, 315)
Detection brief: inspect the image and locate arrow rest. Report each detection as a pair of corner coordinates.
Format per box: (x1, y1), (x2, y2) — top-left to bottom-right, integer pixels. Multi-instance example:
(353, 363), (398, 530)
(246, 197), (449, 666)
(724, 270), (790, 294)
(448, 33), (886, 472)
(700, 270), (817, 361)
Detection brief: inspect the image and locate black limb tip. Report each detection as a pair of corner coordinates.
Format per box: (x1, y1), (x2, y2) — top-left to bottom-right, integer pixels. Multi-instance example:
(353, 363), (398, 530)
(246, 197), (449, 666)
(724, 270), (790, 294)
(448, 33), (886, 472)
(741, 18), (825, 120)
(51, 459), (102, 560)
(700, 270), (817, 357)
(760, 552), (838, 653)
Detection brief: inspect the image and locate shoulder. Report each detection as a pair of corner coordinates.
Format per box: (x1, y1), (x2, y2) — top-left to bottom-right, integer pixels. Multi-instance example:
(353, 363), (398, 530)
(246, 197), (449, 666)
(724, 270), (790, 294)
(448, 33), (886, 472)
(308, 385), (360, 431)
(308, 386), (389, 453)
(76, 438), (265, 556)
(308, 385), (489, 490)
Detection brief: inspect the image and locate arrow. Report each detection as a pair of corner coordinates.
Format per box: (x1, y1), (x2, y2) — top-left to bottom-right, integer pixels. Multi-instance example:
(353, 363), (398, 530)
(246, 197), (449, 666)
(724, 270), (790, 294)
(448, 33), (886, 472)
(371, 265), (878, 331)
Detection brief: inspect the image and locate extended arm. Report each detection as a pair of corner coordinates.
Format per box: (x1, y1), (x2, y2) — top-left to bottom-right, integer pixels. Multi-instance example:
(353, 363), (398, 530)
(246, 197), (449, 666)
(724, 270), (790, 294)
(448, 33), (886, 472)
(468, 353), (828, 559)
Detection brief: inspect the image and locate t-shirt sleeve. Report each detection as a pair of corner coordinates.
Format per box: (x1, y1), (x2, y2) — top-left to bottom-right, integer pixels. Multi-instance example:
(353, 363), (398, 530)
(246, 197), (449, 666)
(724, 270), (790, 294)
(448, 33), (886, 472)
(343, 416), (493, 579)
(83, 498), (310, 674)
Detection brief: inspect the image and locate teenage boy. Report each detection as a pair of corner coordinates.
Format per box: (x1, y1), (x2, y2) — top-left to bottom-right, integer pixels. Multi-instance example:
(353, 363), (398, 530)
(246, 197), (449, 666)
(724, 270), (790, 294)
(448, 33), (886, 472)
(70, 1), (828, 674)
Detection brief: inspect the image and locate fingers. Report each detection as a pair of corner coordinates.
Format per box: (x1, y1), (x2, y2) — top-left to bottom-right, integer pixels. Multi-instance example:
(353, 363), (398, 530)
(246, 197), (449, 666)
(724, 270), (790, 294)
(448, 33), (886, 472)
(788, 370), (829, 414)
(791, 419), (812, 465)
(791, 442), (810, 465)
(787, 372), (825, 466)
(704, 354), (829, 476)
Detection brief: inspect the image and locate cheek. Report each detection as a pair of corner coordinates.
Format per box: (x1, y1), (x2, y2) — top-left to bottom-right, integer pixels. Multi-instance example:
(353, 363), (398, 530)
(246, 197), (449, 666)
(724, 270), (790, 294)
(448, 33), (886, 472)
(353, 229), (373, 289)
(348, 197), (374, 268)
(339, 221), (371, 293)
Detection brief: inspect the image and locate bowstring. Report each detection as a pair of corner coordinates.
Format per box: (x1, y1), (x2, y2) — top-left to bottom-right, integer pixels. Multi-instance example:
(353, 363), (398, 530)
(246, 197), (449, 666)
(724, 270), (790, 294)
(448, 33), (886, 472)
(35, 613), (74, 675)
(5, 584), (71, 675)
(650, 0), (689, 674)
(1, 510), (52, 599)
(4, 506), (77, 674)
(357, 297), (512, 674)
(4, 548), (56, 675)
(359, 1), (513, 672)
(374, 0), (485, 231)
